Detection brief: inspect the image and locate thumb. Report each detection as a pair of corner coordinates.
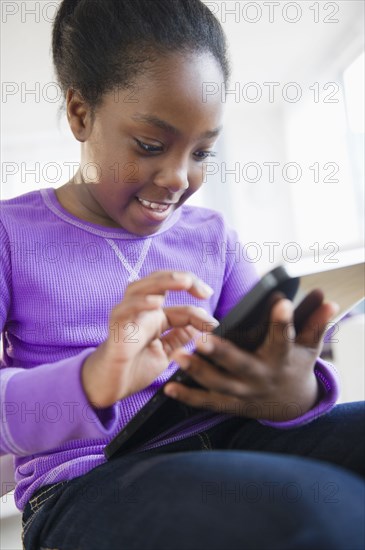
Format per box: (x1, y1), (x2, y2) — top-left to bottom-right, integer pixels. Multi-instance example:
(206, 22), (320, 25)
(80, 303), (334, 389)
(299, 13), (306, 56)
(296, 301), (339, 348)
(259, 299), (295, 358)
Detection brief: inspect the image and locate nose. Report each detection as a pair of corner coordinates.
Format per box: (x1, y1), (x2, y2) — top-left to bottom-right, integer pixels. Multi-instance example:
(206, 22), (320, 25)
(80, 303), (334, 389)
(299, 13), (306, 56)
(153, 162), (189, 194)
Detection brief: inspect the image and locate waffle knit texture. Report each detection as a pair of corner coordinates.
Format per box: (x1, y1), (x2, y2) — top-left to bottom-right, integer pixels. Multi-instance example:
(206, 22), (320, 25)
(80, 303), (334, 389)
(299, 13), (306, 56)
(0, 188), (339, 510)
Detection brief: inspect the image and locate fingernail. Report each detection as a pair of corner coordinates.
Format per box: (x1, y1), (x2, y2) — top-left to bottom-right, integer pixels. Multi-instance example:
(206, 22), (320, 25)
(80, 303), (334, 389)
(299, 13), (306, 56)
(164, 385), (177, 398)
(196, 339), (214, 353)
(280, 299), (294, 319)
(146, 295), (165, 305)
(195, 280), (214, 297)
(198, 308), (219, 323)
(176, 356), (190, 370)
(172, 272), (193, 285)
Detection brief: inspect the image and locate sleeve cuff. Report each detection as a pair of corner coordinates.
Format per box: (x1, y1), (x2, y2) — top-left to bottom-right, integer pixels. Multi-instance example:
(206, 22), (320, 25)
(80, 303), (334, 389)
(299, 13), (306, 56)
(258, 357), (339, 430)
(3, 349), (121, 456)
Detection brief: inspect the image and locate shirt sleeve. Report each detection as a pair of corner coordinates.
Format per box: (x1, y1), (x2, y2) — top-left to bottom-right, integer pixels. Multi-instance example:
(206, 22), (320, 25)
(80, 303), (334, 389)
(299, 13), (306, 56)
(0, 219), (120, 457)
(213, 224), (260, 320)
(258, 358), (340, 429)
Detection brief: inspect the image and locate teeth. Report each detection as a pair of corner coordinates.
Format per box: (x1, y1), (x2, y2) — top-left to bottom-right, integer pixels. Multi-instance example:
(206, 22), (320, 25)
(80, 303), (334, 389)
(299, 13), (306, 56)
(137, 198), (169, 212)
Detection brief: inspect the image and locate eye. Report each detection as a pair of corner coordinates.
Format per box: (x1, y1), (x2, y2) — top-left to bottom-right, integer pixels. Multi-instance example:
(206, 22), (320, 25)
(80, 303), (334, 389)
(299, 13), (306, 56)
(193, 150), (217, 161)
(135, 139), (163, 153)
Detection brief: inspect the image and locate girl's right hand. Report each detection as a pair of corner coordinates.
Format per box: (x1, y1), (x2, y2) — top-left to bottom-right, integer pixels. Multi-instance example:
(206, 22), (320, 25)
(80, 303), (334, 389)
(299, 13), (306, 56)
(81, 271), (218, 408)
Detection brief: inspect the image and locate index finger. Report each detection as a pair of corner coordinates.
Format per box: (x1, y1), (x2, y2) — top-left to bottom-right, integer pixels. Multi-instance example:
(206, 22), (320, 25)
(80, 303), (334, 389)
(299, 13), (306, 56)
(162, 305), (219, 334)
(125, 271), (214, 300)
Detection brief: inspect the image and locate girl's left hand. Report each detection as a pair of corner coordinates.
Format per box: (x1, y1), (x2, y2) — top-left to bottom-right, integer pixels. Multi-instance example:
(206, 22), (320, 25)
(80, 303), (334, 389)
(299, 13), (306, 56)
(164, 297), (338, 422)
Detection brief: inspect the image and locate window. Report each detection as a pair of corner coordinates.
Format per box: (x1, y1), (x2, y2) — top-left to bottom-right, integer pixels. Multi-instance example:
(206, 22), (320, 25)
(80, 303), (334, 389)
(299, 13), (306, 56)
(343, 52), (365, 229)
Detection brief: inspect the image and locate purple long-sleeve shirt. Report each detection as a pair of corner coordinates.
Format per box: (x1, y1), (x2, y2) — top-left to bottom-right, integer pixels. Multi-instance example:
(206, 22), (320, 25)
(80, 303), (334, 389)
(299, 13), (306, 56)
(0, 188), (339, 510)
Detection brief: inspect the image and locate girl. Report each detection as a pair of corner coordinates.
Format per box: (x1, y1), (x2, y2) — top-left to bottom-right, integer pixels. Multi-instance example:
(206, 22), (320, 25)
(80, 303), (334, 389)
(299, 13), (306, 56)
(1, 1), (364, 548)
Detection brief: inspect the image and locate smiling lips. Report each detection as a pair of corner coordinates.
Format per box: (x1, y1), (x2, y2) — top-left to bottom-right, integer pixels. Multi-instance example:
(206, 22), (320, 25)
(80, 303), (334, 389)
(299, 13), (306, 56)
(136, 197), (176, 212)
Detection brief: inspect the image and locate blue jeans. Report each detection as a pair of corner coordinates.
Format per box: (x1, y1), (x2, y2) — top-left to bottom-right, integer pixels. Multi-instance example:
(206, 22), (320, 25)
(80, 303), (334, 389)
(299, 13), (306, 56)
(22, 402), (365, 550)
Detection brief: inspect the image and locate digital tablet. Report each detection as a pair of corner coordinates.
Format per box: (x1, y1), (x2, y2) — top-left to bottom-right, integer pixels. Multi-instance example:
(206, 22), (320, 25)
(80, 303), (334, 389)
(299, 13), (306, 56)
(104, 260), (364, 460)
(104, 265), (300, 460)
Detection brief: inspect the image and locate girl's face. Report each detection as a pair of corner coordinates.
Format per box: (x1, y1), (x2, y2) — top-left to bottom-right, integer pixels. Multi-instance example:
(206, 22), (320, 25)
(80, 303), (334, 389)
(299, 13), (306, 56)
(65, 52), (224, 236)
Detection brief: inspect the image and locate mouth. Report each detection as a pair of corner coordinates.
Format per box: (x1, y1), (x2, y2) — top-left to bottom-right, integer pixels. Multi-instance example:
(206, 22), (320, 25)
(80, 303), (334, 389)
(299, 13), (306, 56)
(136, 197), (175, 212)
(134, 196), (179, 222)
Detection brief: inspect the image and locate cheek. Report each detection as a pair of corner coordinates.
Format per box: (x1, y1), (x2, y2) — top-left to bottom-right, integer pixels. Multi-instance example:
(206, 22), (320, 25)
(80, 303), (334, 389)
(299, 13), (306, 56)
(115, 161), (141, 187)
(189, 165), (205, 192)
(85, 137), (135, 184)
(94, 156), (143, 189)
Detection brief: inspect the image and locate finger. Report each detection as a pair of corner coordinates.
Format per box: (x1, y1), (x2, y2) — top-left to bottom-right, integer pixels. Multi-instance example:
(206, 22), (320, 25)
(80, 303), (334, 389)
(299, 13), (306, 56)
(164, 383), (289, 420)
(110, 294), (165, 321)
(176, 333), (260, 379)
(163, 383), (252, 417)
(160, 326), (199, 355)
(296, 301), (339, 348)
(124, 271), (214, 300)
(171, 348), (251, 399)
(294, 289), (324, 334)
(162, 306), (219, 334)
(259, 299), (295, 359)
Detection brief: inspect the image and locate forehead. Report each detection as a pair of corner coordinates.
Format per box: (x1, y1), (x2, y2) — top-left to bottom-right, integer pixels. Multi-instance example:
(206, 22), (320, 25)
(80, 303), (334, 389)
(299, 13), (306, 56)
(100, 52), (224, 132)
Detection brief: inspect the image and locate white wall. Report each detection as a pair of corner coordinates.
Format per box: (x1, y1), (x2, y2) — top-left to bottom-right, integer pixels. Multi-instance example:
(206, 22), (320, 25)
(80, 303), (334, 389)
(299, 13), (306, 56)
(1, 1), (79, 199)
(198, 0), (365, 273)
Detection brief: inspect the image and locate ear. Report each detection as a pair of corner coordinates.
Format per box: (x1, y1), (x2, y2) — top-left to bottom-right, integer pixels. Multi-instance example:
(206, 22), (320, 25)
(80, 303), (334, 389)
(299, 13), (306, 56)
(66, 88), (93, 142)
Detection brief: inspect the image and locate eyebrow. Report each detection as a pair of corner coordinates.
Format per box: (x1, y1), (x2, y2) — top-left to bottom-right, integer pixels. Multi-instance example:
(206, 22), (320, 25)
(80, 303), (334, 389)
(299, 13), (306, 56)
(131, 113), (223, 140)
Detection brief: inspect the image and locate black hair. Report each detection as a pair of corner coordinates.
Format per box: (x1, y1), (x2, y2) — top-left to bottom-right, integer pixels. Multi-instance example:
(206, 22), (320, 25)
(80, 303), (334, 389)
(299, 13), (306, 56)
(52, 0), (230, 111)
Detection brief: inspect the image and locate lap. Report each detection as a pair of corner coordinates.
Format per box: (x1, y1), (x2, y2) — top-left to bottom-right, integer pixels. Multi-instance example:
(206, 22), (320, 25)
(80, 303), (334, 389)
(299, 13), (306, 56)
(154, 401), (365, 477)
(222, 401), (365, 478)
(22, 401), (365, 550)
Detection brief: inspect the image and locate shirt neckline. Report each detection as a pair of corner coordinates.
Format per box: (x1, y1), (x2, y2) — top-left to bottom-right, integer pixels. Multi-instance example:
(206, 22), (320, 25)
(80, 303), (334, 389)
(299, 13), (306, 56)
(40, 187), (182, 240)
